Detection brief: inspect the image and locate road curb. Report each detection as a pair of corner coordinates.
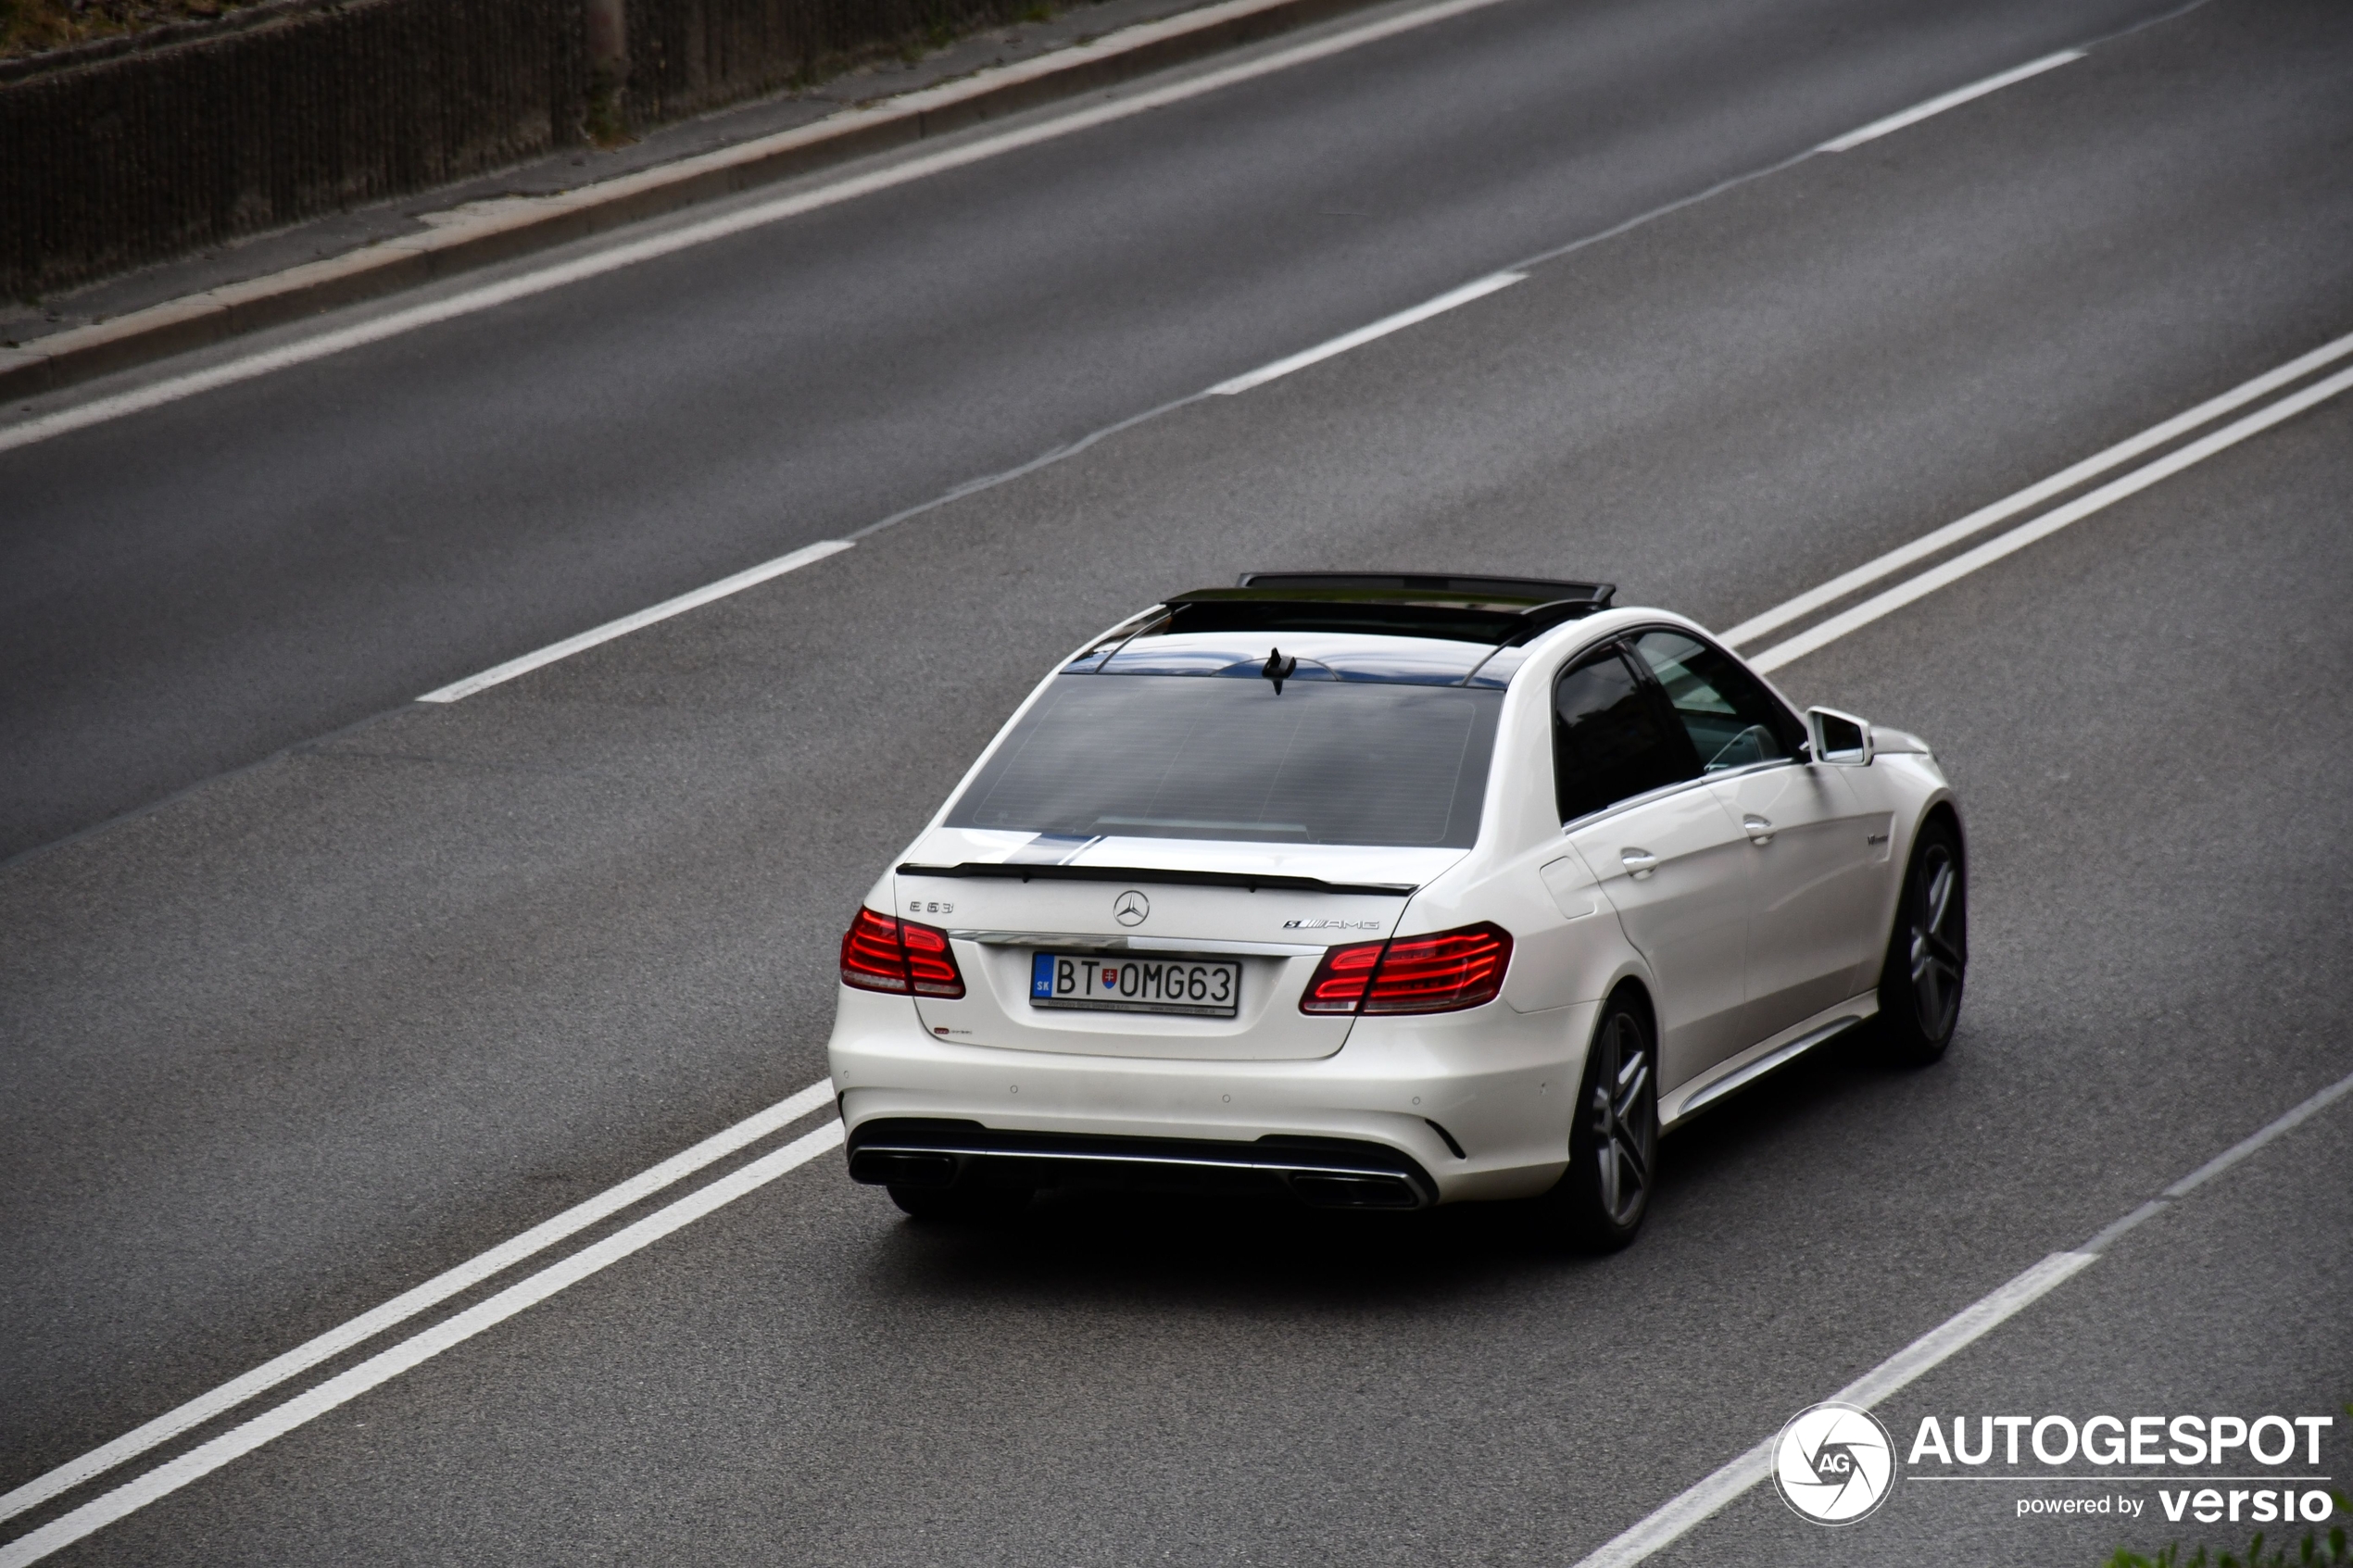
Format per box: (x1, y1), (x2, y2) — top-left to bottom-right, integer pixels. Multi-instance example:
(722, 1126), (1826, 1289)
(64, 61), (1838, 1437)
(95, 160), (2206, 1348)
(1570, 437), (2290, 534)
(0, 0), (1390, 407)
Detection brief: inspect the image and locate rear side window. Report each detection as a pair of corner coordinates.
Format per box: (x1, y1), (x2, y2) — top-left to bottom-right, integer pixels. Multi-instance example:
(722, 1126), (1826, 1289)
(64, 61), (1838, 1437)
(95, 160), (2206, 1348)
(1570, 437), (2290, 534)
(1629, 630), (1800, 772)
(1554, 646), (1697, 822)
(946, 674), (1503, 847)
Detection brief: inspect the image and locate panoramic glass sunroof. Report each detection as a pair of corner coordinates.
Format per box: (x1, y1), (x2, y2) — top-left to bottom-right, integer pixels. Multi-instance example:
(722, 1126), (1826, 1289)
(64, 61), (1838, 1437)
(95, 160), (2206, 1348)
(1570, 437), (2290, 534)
(1067, 575), (1616, 687)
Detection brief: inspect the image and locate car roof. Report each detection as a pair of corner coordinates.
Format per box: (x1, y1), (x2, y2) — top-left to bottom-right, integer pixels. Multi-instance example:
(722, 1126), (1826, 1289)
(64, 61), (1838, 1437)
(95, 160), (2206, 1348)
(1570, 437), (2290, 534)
(1065, 572), (1622, 688)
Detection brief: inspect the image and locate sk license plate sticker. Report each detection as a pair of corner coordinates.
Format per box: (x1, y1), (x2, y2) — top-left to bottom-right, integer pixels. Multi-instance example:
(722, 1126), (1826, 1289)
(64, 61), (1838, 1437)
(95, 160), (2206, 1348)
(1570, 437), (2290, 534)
(1030, 952), (1241, 1018)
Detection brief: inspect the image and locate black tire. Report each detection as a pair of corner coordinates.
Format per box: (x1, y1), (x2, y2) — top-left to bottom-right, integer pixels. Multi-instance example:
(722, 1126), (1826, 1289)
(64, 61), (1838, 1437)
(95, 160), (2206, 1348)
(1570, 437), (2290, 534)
(887, 1182), (1031, 1223)
(1541, 994), (1659, 1252)
(1877, 816), (1966, 1065)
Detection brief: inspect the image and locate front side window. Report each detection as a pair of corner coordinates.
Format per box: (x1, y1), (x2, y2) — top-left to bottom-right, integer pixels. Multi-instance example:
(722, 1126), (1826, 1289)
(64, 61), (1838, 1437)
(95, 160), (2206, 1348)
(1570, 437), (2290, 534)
(1553, 646), (1696, 823)
(1629, 630), (1797, 773)
(946, 674), (1502, 847)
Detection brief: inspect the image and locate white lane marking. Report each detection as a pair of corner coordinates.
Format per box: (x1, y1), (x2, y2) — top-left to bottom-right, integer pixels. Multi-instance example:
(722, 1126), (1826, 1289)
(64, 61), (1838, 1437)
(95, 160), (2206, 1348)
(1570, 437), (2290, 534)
(0, 1078), (836, 1525)
(360, 332), (2343, 1567)
(0, 1118), (846, 1568)
(1571, 1252), (2095, 1568)
(0, 25), (2131, 710)
(1567, 1064), (2353, 1568)
(1833, 1253), (2098, 1403)
(2164, 1071), (2353, 1198)
(1208, 272), (1527, 395)
(1718, 331), (2353, 649)
(416, 539), (853, 702)
(2078, 1198), (2169, 1255)
(1745, 361), (2353, 673)
(416, 269), (1529, 702)
(1818, 50), (2084, 153)
(0, 0), (1524, 458)
(0, 18), (2284, 1553)
(15, 518), (2349, 1568)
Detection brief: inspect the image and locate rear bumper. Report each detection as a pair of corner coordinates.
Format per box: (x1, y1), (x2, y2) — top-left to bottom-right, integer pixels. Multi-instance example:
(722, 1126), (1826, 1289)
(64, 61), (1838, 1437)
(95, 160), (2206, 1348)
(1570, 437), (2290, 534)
(826, 985), (1592, 1204)
(849, 1118), (1437, 1209)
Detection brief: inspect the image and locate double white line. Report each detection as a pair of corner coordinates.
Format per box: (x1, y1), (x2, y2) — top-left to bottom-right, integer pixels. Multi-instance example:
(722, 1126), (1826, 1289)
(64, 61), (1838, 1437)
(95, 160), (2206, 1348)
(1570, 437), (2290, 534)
(0, 1085), (843, 1567)
(1726, 331), (2353, 671)
(1557, 326), (2353, 1566)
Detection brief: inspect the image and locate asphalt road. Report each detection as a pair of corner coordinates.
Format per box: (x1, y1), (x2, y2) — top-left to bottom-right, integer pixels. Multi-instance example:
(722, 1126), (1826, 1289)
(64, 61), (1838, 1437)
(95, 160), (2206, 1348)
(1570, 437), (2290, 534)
(3, 0), (2349, 1562)
(4, 0), (2184, 861)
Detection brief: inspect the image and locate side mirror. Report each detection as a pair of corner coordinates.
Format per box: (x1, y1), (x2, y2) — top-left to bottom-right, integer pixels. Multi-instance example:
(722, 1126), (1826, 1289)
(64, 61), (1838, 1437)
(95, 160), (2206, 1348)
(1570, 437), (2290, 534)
(1808, 707), (1873, 765)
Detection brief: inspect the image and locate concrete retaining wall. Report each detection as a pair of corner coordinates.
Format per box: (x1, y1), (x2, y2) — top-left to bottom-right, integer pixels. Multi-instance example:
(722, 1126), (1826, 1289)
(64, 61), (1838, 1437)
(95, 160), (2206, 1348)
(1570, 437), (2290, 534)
(0, 0), (1032, 300)
(623, 0), (1026, 124)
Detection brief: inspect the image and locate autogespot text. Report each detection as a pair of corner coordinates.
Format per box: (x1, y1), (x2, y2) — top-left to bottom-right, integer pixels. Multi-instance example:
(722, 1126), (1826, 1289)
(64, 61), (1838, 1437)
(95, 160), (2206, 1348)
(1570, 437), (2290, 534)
(1906, 1413), (2338, 1526)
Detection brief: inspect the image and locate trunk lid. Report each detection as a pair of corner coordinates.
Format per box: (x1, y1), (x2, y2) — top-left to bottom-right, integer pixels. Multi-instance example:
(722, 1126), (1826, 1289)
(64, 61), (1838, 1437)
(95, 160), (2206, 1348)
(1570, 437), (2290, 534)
(895, 830), (1460, 1060)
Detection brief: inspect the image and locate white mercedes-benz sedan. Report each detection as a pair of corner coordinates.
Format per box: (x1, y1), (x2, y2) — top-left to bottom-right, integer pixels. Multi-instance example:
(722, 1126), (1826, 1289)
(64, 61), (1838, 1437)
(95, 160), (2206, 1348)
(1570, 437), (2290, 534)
(826, 573), (1964, 1248)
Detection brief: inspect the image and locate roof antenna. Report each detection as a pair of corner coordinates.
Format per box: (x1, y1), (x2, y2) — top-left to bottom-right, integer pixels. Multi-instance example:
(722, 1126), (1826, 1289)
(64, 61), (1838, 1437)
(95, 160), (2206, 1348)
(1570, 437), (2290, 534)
(1262, 646), (1297, 695)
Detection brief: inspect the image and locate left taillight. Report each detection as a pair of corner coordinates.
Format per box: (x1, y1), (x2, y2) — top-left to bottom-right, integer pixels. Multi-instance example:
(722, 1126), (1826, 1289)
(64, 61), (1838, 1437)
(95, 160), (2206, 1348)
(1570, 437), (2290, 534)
(1297, 921), (1512, 1016)
(839, 908), (965, 998)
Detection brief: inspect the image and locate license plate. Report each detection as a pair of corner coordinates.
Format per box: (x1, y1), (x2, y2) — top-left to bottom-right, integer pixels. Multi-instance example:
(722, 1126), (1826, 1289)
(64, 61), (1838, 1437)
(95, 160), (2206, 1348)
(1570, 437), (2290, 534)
(1029, 952), (1241, 1017)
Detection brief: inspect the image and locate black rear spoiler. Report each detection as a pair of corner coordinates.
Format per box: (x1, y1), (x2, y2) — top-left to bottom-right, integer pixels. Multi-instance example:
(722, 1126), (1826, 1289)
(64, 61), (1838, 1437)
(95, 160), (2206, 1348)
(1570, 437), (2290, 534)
(897, 862), (1416, 897)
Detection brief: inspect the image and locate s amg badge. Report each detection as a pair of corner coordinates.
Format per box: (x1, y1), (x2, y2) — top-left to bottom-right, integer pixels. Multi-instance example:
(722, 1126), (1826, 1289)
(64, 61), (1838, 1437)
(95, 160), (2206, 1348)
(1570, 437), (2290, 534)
(1112, 890), (1151, 926)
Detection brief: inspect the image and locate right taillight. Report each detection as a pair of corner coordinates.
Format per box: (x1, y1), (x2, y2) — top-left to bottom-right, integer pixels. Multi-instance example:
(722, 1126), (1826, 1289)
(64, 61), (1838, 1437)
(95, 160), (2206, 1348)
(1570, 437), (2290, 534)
(839, 908), (965, 998)
(1298, 922), (1513, 1016)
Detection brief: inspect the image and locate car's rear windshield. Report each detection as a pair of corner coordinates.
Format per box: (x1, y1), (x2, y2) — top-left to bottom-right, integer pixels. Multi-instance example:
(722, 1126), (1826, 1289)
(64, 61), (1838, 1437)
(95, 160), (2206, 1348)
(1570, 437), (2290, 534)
(945, 674), (1502, 847)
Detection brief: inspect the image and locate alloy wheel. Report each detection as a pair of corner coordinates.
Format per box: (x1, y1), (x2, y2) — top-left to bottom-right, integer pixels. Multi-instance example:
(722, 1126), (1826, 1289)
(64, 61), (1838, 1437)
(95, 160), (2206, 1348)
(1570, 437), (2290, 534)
(1589, 1010), (1655, 1228)
(1907, 843), (1964, 1040)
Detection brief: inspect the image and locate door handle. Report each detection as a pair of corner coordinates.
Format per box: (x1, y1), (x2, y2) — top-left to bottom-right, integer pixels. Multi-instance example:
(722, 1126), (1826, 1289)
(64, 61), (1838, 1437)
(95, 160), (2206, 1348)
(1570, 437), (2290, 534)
(1620, 847), (1658, 880)
(1743, 814), (1776, 846)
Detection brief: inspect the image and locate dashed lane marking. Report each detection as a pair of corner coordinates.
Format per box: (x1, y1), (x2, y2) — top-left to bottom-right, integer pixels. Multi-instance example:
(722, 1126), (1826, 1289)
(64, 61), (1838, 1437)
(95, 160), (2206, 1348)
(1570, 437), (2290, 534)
(1817, 50), (2083, 153)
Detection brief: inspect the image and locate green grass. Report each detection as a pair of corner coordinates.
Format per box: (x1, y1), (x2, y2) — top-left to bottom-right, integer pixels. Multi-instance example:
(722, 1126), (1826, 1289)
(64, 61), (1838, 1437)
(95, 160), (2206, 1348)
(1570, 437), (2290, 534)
(2107, 1456), (2349, 1568)
(2106, 1525), (2348, 1568)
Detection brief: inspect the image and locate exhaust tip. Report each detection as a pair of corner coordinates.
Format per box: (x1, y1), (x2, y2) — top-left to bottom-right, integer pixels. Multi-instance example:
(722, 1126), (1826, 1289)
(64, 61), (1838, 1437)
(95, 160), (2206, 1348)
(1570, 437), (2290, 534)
(1287, 1172), (1419, 1210)
(849, 1149), (958, 1188)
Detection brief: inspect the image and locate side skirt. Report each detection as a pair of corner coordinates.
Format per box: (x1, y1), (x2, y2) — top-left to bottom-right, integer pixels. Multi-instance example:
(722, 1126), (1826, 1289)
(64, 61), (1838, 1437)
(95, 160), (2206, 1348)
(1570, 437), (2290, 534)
(1657, 992), (1881, 1129)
